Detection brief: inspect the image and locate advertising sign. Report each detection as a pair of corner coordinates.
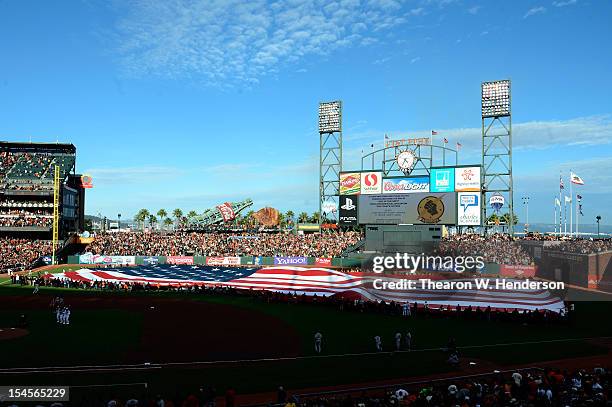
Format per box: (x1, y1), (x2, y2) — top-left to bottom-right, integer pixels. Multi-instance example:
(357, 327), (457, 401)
(339, 195), (358, 226)
(142, 256), (160, 266)
(322, 201), (337, 214)
(339, 172), (361, 195)
(500, 265), (537, 278)
(457, 192), (482, 226)
(206, 257), (241, 266)
(455, 167), (481, 192)
(360, 172), (382, 194)
(80, 174), (93, 189)
(359, 193), (456, 225)
(167, 256), (194, 265)
(430, 168), (455, 192)
(216, 202), (236, 222)
(79, 253), (135, 265)
(382, 176), (429, 194)
(315, 257), (332, 267)
(274, 256), (308, 265)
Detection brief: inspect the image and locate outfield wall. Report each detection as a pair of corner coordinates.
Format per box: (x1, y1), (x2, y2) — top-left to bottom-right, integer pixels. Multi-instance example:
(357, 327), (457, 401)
(66, 255), (362, 268)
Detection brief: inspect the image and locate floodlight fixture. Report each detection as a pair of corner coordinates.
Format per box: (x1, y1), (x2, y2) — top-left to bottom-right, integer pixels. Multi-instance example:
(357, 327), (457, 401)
(319, 101), (342, 133)
(481, 80), (510, 118)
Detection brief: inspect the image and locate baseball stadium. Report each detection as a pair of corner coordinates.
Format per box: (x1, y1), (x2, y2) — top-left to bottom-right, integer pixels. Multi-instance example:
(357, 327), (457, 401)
(2, 2), (612, 406)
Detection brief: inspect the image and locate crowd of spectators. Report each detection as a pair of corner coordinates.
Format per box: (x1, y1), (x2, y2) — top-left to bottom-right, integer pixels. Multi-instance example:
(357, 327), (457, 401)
(0, 238), (51, 273)
(295, 367), (610, 407)
(3, 366), (606, 406)
(84, 231), (363, 257)
(437, 233), (534, 265)
(0, 208), (53, 228)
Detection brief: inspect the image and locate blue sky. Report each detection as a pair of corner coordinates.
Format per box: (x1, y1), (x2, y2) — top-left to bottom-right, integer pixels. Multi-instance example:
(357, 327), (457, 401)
(1, 0), (611, 226)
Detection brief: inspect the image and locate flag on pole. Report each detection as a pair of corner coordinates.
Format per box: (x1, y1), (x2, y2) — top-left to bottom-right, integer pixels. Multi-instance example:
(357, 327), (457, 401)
(579, 204), (584, 216)
(570, 172), (584, 185)
(431, 130), (438, 135)
(564, 196), (572, 203)
(555, 198), (561, 207)
(560, 176), (564, 190)
(456, 142), (462, 149)
(443, 137), (448, 143)
(384, 134), (389, 140)
(577, 194), (583, 200)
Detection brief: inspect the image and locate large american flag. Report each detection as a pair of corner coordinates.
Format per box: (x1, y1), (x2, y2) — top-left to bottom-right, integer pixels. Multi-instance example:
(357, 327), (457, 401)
(51, 265), (564, 312)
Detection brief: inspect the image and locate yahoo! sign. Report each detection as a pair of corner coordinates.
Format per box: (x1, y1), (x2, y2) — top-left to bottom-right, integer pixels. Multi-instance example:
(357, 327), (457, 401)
(274, 257), (308, 265)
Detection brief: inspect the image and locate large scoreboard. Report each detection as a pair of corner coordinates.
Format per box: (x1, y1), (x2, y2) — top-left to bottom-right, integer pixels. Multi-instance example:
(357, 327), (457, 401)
(339, 166), (482, 227)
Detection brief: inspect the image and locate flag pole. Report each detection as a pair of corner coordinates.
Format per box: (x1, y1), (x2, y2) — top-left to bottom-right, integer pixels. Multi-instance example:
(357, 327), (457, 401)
(564, 196), (567, 236)
(554, 199), (557, 235)
(569, 170), (573, 237)
(559, 172), (563, 236)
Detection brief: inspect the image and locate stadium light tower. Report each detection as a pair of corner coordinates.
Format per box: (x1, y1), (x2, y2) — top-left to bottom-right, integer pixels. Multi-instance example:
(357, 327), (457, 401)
(481, 80), (514, 236)
(318, 101), (343, 226)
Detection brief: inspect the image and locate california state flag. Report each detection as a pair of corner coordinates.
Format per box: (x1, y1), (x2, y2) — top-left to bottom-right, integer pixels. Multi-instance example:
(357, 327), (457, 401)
(570, 172), (584, 185)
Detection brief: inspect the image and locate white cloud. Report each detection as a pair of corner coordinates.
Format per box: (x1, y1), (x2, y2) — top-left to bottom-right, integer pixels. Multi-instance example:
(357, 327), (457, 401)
(84, 166), (183, 185)
(524, 6), (546, 18)
(553, 0), (577, 7)
(113, 0), (423, 87)
(410, 56), (421, 64)
(467, 5), (481, 14)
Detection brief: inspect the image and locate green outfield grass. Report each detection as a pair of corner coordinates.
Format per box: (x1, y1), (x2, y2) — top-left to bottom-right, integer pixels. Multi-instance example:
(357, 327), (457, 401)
(0, 284), (611, 401)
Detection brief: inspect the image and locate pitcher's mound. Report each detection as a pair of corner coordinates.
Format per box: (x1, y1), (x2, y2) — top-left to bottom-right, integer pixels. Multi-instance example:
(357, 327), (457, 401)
(0, 328), (29, 340)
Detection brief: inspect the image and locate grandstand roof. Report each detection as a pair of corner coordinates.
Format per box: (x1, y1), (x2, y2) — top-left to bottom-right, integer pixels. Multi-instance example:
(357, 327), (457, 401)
(0, 141), (76, 154)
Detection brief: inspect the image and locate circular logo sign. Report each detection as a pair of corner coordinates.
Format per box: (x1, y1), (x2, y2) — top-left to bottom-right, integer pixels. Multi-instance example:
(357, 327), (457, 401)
(417, 196), (445, 223)
(364, 173), (378, 186)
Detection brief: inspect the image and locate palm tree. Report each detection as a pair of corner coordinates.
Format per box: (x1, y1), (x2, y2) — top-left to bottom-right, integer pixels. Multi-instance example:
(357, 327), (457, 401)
(135, 209), (150, 231)
(298, 212), (309, 223)
(163, 218), (173, 229)
(278, 212), (286, 229)
(157, 209), (167, 230)
(148, 214), (157, 230)
(310, 211), (320, 223)
(173, 209), (183, 228)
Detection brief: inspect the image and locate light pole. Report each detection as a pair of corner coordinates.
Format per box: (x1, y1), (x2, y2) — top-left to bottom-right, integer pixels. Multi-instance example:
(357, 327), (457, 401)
(596, 215), (601, 237)
(522, 196), (530, 232)
(118, 213), (121, 232)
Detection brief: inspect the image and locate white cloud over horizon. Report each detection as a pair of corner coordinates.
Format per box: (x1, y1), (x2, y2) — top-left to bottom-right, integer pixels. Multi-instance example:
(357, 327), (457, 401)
(113, 0), (425, 87)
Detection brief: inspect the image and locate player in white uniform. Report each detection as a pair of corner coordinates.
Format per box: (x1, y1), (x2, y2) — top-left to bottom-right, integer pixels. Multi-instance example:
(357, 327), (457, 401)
(374, 335), (382, 352)
(405, 331), (412, 351)
(395, 332), (402, 351)
(65, 306), (71, 325)
(56, 307), (62, 324)
(314, 332), (322, 354)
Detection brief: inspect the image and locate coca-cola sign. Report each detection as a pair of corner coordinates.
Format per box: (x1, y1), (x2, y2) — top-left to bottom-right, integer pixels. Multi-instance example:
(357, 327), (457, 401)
(216, 202), (236, 222)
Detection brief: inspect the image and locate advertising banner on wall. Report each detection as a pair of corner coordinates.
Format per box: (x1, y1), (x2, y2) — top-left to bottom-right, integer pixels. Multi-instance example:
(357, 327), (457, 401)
(382, 176), (429, 194)
(457, 192), (482, 226)
(79, 253), (136, 265)
(274, 256), (308, 265)
(358, 193), (456, 225)
(339, 195), (359, 226)
(500, 265), (537, 278)
(455, 167), (481, 192)
(360, 172), (382, 195)
(315, 257), (332, 266)
(167, 256), (194, 265)
(430, 168), (455, 192)
(142, 256), (160, 265)
(206, 257), (241, 266)
(339, 172), (361, 195)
